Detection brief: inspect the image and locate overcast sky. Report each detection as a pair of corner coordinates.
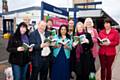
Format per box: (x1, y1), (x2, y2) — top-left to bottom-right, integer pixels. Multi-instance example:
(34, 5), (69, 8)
(95, 0), (120, 24)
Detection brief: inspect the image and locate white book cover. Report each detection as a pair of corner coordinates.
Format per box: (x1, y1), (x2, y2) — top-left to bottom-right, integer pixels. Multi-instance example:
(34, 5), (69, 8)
(23, 43), (35, 48)
(58, 39), (70, 45)
(97, 37), (111, 44)
(79, 34), (86, 43)
(41, 47), (51, 57)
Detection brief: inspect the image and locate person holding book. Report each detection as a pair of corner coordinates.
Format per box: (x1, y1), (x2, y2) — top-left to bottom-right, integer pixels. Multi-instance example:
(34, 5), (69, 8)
(73, 22), (94, 80)
(51, 24), (72, 80)
(84, 18), (99, 59)
(46, 19), (54, 31)
(7, 22), (33, 80)
(45, 19), (57, 79)
(29, 21), (51, 80)
(46, 19), (57, 37)
(98, 19), (119, 80)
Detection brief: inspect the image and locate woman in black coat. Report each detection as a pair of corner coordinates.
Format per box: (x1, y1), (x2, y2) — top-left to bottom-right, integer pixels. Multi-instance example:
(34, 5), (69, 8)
(7, 22), (33, 80)
(73, 22), (95, 80)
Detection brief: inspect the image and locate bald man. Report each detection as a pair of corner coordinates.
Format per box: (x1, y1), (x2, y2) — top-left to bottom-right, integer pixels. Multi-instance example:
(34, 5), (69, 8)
(29, 21), (51, 80)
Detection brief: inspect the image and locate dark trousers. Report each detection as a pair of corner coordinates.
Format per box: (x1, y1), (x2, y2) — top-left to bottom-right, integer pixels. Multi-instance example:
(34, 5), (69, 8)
(30, 61), (49, 80)
(99, 54), (115, 80)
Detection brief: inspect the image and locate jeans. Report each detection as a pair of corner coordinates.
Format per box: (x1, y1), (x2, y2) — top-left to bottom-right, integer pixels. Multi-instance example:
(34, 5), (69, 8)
(12, 64), (28, 80)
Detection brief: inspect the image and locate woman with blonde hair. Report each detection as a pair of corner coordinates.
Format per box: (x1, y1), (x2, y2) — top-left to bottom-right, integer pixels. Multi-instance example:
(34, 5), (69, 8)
(84, 18), (99, 72)
(73, 21), (94, 80)
(84, 18), (99, 58)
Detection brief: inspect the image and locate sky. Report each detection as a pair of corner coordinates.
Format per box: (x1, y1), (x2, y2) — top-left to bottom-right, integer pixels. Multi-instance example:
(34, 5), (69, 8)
(5, 0), (72, 11)
(95, 0), (120, 25)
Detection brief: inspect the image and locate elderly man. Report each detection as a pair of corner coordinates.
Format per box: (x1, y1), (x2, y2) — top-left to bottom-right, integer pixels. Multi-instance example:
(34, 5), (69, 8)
(29, 21), (51, 80)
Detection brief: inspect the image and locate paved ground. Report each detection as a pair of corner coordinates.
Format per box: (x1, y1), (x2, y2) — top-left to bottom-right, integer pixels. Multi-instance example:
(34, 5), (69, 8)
(0, 37), (9, 61)
(0, 33), (10, 80)
(96, 44), (120, 80)
(112, 45), (120, 80)
(0, 32), (120, 80)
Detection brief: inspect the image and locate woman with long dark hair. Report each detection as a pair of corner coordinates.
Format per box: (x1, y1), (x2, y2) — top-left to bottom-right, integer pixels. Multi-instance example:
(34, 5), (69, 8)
(7, 22), (33, 80)
(51, 24), (72, 80)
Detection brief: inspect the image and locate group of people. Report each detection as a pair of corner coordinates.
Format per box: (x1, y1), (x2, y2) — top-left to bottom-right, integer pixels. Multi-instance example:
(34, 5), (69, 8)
(7, 18), (119, 80)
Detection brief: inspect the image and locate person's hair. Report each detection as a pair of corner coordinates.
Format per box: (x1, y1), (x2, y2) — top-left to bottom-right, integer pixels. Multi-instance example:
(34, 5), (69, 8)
(75, 21), (86, 33)
(46, 19), (53, 23)
(68, 18), (74, 21)
(68, 18), (75, 35)
(58, 24), (70, 39)
(104, 18), (112, 25)
(14, 22), (29, 40)
(84, 17), (94, 27)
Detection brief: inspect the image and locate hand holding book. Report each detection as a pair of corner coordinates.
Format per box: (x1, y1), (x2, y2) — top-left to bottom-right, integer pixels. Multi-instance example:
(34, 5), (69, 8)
(44, 37), (57, 46)
(40, 42), (50, 48)
(22, 43), (35, 51)
(73, 41), (79, 47)
(74, 36), (80, 42)
(49, 29), (56, 36)
(44, 38), (57, 43)
(97, 37), (111, 45)
(73, 34), (87, 45)
(58, 39), (70, 45)
(17, 47), (25, 52)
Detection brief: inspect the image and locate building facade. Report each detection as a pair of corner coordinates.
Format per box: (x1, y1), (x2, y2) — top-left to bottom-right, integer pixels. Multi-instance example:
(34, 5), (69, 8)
(1, 0), (119, 34)
(2, 0), (8, 13)
(73, 0), (94, 8)
(1, 0), (73, 33)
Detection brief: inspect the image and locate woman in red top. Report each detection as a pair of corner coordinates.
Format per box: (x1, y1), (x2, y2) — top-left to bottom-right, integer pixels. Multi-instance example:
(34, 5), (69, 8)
(99, 19), (119, 80)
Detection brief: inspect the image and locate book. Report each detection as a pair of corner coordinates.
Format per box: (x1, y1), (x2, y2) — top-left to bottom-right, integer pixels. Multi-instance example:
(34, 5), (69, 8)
(22, 43), (35, 50)
(89, 72), (96, 80)
(79, 34), (86, 43)
(44, 38), (51, 43)
(73, 36), (80, 46)
(73, 34), (86, 44)
(58, 39), (70, 45)
(49, 29), (56, 36)
(44, 38), (57, 43)
(73, 36), (80, 42)
(97, 37), (110, 44)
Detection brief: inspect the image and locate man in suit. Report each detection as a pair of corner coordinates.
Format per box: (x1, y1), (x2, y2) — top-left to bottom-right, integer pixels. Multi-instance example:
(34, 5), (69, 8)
(29, 21), (51, 80)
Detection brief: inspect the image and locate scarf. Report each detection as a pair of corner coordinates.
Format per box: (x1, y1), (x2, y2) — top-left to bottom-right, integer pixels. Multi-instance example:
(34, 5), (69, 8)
(75, 32), (84, 62)
(21, 34), (29, 44)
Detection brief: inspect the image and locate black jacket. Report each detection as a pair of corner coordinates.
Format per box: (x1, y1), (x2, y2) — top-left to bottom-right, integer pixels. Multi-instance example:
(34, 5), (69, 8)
(7, 35), (30, 66)
(81, 33), (93, 51)
(29, 30), (50, 67)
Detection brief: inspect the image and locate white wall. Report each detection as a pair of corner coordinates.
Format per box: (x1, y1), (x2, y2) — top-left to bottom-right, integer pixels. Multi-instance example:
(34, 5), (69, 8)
(7, 0), (73, 11)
